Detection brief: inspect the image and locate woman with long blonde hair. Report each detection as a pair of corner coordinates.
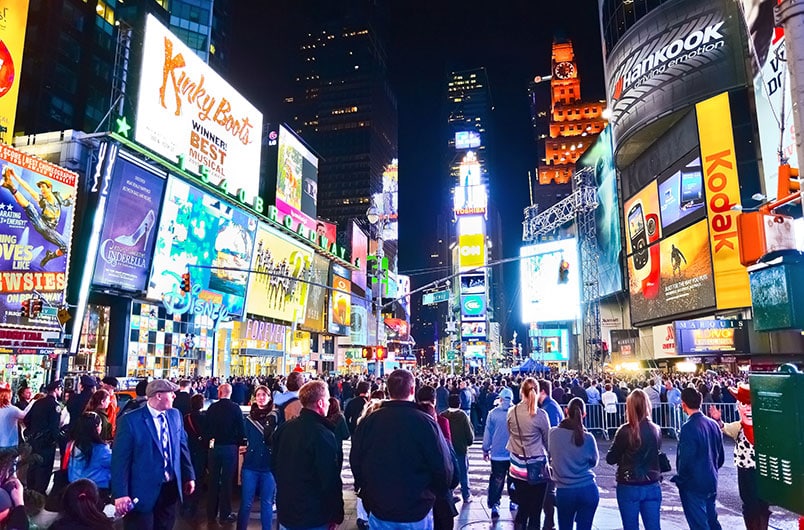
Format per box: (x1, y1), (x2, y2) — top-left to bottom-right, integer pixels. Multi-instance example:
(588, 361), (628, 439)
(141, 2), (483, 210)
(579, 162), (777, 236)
(506, 377), (551, 529)
(606, 388), (663, 530)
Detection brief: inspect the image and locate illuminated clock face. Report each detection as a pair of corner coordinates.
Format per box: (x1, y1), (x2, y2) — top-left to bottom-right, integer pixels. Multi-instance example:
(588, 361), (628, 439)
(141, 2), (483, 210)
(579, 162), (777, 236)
(554, 61), (576, 80)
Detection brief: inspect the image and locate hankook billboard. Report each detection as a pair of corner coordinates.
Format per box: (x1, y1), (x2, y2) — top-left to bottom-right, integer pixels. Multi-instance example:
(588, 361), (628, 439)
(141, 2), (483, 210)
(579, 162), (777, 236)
(605, 0), (746, 148)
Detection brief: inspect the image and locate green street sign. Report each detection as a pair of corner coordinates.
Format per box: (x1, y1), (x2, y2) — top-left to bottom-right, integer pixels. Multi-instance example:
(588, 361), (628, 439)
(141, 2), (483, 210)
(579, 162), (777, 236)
(446, 349), (457, 360)
(423, 290), (450, 305)
(41, 306), (58, 317)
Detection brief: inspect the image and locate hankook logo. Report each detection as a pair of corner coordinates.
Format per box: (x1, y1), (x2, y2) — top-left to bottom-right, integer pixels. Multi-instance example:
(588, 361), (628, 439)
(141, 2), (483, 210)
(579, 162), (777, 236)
(612, 21), (726, 101)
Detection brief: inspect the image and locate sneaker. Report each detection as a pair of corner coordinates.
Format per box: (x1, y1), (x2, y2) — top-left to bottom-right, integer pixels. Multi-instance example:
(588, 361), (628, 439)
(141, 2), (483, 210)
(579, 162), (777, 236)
(491, 507), (500, 519)
(219, 513), (237, 524)
(462, 495), (472, 503)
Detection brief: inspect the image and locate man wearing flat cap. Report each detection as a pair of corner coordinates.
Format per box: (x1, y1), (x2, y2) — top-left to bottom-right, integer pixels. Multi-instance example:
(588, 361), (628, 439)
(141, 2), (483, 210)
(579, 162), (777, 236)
(112, 379), (195, 530)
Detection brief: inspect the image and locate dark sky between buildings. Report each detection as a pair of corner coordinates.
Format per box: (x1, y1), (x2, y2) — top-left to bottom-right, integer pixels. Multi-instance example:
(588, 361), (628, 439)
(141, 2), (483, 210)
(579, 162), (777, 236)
(229, 0), (605, 315)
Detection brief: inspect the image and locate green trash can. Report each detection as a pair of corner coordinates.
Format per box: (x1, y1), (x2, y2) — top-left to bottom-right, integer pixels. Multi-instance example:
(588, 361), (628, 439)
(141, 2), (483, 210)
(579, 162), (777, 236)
(750, 364), (804, 515)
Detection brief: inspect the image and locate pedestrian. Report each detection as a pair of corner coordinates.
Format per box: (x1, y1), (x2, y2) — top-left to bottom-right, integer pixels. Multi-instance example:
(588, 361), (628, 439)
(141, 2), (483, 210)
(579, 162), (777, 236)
(181, 394), (208, 519)
(351, 369), (454, 528)
(0, 475), (27, 530)
(482, 386), (513, 519)
(436, 379), (449, 413)
(172, 380), (192, 418)
(205, 382), (245, 524)
(271, 380), (344, 530)
(15, 387), (31, 411)
(238, 385), (277, 530)
(0, 386), (25, 451)
(111, 379), (195, 530)
(66, 376), (96, 433)
(274, 371), (304, 422)
(116, 380), (147, 419)
(326, 397), (350, 468)
(548, 398), (599, 530)
(23, 379), (63, 494)
(49, 478), (113, 530)
(66, 412), (112, 501)
(605, 388), (663, 530)
(507, 377), (551, 530)
(344, 381), (370, 436)
(83, 389), (112, 442)
(442, 393), (474, 503)
(417, 389), (458, 530)
(538, 379), (564, 530)
(672, 387), (725, 530)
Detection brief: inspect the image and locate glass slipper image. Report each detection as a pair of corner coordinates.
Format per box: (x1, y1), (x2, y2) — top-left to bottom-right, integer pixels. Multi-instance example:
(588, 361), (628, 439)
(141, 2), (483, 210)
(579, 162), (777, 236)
(114, 210), (156, 248)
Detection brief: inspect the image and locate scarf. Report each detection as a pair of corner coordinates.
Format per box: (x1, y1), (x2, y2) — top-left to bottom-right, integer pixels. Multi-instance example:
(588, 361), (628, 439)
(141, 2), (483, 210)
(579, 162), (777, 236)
(250, 403), (272, 424)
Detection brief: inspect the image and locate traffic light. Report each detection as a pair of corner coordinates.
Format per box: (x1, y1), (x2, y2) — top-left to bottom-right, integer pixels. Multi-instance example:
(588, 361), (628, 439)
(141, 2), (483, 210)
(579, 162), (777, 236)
(361, 346), (374, 360)
(180, 272), (191, 293)
(31, 298), (43, 317)
(558, 259), (570, 283)
(375, 345), (387, 361)
(777, 164), (800, 200)
(20, 298), (30, 318)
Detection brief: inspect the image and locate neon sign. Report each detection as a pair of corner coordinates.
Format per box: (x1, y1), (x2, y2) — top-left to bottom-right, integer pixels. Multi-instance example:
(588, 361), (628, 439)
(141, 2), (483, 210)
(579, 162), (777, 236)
(161, 281), (230, 330)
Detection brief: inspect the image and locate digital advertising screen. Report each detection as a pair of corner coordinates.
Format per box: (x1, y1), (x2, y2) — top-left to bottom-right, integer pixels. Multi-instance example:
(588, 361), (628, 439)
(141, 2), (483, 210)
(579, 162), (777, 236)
(0, 143), (78, 328)
(658, 152), (705, 234)
(351, 221), (368, 291)
(628, 220), (716, 325)
(0, 0), (29, 144)
(276, 124), (319, 227)
(461, 294), (486, 321)
(460, 274), (485, 294)
(458, 233), (485, 270)
(534, 328), (570, 362)
(624, 180), (661, 256)
(674, 319), (748, 354)
(93, 156), (166, 292)
(459, 152), (482, 187)
(520, 239), (580, 323)
(453, 183), (488, 215)
(350, 298), (368, 346)
(246, 222), (313, 322)
(147, 177), (257, 318)
(302, 254), (330, 332)
(385, 317), (411, 342)
(455, 131), (481, 150)
(135, 15), (263, 202)
(328, 263), (351, 335)
(396, 274), (411, 322)
(461, 321), (486, 339)
(576, 126), (622, 297)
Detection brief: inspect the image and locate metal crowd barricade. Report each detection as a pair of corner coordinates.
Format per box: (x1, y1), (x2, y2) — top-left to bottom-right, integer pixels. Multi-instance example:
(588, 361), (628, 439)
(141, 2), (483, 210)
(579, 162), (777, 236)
(580, 402), (738, 441)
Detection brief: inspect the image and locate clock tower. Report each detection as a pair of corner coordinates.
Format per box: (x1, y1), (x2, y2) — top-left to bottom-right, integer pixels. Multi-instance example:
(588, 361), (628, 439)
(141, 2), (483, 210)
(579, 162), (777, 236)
(536, 38), (606, 186)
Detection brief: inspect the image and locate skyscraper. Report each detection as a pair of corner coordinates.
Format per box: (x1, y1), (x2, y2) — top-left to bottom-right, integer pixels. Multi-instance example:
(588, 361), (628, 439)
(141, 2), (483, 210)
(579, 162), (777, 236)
(283, 3), (399, 263)
(447, 67), (492, 184)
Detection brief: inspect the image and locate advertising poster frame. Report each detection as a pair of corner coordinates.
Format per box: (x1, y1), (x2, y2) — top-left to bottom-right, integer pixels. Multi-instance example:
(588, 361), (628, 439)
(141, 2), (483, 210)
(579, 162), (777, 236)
(520, 239), (580, 324)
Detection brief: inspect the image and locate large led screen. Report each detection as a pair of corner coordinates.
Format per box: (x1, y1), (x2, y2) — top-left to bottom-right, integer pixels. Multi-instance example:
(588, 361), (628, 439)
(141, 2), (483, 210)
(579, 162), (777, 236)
(135, 15), (263, 202)
(658, 152), (705, 234)
(453, 183), (488, 215)
(93, 156), (165, 292)
(0, 144), (78, 328)
(535, 328), (570, 362)
(350, 298), (368, 346)
(246, 222), (313, 322)
(276, 125), (319, 230)
(302, 254), (330, 332)
(628, 220), (716, 325)
(520, 239), (580, 323)
(328, 263), (351, 335)
(147, 177), (257, 318)
(576, 126), (622, 297)
(455, 131), (481, 149)
(461, 321), (486, 339)
(460, 274), (485, 294)
(624, 181), (661, 256)
(351, 221), (368, 291)
(458, 233), (485, 270)
(461, 294), (486, 321)
(674, 319), (748, 354)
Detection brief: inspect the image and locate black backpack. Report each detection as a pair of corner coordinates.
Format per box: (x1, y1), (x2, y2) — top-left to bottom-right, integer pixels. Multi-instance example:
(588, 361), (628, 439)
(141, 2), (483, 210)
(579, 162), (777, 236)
(276, 397), (298, 426)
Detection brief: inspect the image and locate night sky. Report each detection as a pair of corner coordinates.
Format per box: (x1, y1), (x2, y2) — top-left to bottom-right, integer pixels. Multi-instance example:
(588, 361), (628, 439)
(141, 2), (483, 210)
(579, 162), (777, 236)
(229, 0), (605, 334)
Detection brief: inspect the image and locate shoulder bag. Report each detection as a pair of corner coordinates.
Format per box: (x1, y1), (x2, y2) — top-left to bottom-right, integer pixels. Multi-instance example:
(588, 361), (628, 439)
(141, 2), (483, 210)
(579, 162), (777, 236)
(509, 406), (550, 485)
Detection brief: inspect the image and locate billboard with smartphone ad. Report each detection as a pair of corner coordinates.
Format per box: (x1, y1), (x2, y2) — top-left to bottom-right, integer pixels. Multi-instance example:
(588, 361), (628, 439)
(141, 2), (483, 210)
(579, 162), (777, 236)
(246, 222), (313, 323)
(302, 254), (330, 332)
(658, 151), (706, 234)
(328, 263), (351, 335)
(624, 180), (661, 256)
(628, 220), (716, 325)
(576, 126), (622, 297)
(93, 156), (166, 293)
(520, 239), (580, 323)
(276, 124), (319, 229)
(0, 143), (78, 328)
(135, 15), (263, 202)
(147, 177), (257, 318)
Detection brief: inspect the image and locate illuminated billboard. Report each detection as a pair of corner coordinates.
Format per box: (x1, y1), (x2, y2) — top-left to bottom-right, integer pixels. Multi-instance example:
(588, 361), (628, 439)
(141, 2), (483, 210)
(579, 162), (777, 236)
(458, 233), (485, 270)
(302, 254), (330, 332)
(461, 321), (486, 339)
(658, 152), (705, 234)
(576, 126), (622, 297)
(0, 143), (78, 329)
(370, 161), (399, 242)
(520, 239), (580, 323)
(453, 183), (488, 215)
(276, 125), (319, 231)
(460, 274), (485, 294)
(350, 298), (368, 346)
(246, 222), (313, 323)
(534, 328), (570, 362)
(455, 131), (481, 149)
(135, 15), (263, 203)
(461, 294), (486, 321)
(627, 220), (716, 325)
(396, 274), (411, 322)
(0, 0), (29, 144)
(328, 263), (351, 335)
(93, 156), (166, 293)
(147, 177), (257, 318)
(674, 319), (748, 354)
(458, 215), (485, 236)
(351, 221), (368, 291)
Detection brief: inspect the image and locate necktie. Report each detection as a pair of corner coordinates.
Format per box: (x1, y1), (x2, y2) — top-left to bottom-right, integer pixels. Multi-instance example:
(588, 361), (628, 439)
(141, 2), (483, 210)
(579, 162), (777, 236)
(158, 413), (170, 481)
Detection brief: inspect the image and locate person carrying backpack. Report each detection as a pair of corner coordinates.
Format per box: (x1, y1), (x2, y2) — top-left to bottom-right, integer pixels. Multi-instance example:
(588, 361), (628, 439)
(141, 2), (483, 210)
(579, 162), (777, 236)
(273, 372), (304, 425)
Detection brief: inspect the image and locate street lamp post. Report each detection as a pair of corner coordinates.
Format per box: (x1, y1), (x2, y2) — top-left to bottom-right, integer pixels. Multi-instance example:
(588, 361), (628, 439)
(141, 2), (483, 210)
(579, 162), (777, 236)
(367, 205), (386, 378)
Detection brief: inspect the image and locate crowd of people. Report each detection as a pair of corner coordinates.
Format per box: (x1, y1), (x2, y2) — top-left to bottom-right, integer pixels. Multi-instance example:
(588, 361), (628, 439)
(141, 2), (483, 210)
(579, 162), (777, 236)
(0, 366), (768, 530)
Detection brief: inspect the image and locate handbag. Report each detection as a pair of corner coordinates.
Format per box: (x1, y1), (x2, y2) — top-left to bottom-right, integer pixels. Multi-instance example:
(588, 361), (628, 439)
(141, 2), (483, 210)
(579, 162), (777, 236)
(509, 406), (550, 485)
(658, 451), (672, 473)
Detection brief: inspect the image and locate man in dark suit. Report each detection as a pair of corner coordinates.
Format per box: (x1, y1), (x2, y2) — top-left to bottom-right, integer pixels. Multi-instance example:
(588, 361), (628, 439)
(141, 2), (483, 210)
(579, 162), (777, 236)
(344, 381), (370, 435)
(205, 382), (245, 524)
(673, 387), (725, 530)
(112, 379), (195, 530)
(172, 380), (193, 418)
(23, 379), (63, 494)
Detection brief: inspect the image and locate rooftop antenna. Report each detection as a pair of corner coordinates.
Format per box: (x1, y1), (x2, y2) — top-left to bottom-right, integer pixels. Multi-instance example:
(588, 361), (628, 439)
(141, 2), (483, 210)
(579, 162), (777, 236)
(527, 170), (534, 206)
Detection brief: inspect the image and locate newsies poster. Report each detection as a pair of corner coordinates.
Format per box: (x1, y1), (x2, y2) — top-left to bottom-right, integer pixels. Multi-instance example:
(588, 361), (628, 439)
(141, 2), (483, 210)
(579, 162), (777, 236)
(0, 143), (78, 327)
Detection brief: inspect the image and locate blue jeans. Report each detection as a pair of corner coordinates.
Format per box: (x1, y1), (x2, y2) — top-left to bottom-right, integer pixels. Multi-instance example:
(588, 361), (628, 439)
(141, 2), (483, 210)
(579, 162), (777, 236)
(616, 482), (661, 530)
(556, 483), (599, 530)
(487, 459), (509, 508)
(369, 511), (433, 530)
(237, 468), (275, 530)
(679, 489), (722, 530)
(455, 453), (469, 500)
